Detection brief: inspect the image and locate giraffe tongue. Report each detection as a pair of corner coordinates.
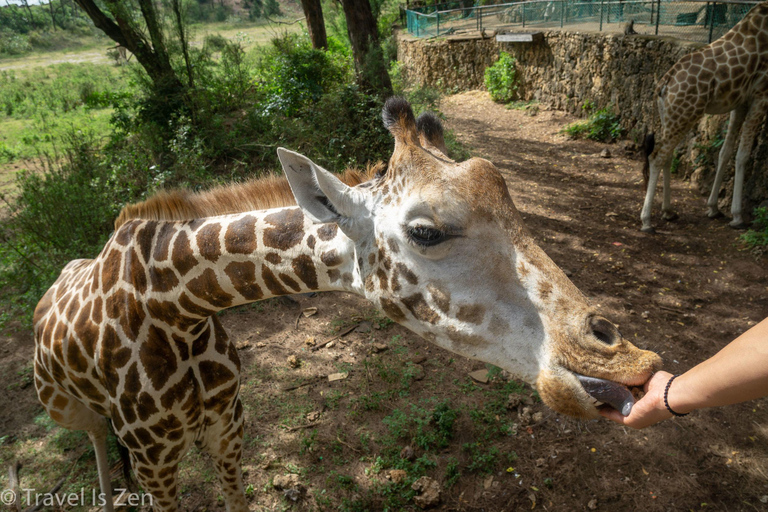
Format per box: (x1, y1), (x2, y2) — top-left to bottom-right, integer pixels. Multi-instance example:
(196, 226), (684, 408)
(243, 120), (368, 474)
(577, 375), (635, 417)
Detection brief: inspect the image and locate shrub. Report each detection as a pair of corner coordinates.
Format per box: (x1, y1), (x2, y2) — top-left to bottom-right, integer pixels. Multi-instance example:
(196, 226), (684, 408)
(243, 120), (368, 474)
(484, 52), (519, 103)
(562, 107), (623, 142)
(740, 207), (768, 253)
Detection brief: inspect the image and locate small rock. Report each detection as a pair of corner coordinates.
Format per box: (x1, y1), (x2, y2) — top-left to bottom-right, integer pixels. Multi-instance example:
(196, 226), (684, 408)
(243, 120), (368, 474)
(256, 342), (267, 348)
(273, 474), (300, 490)
(760, 495), (768, 504)
(599, 148), (611, 158)
(307, 411), (321, 422)
(304, 336), (316, 347)
(389, 469), (408, 483)
(469, 369), (490, 384)
(411, 355), (427, 364)
(507, 394), (522, 410)
(356, 321), (373, 333)
(532, 411), (544, 423)
(302, 307), (318, 317)
(372, 342), (389, 353)
(287, 355), (300, 368)
(326, 340), (336, 349)
(235, 340), (250, 350)
(400, 445), (415, 461)
(588, 497), (598, 510)
(411, 364), (426, 381)
(283, 487), (303, 501)
(535, 458), (546, 467)
(641, 310), (650, 319)
(412, 476), (441, 509)
(483, 475), (494, 490)
(328, 372), (348, 382)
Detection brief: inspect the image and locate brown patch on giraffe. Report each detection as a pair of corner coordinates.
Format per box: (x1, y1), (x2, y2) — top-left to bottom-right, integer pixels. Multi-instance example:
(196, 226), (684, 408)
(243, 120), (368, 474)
(279, 273), (302, 292)
(199, 361), (236, 391)
(114, 220), (138, 246)
(104, 289), (145, 339)
(401, 293), (440, 324)
(101, 249), (122, 293)
(187, 268), (234, 309)
(197, 223), (222, 262)
(51, 394), (69, 410)
(376, 268), (389, 291)
(395, 263), (418, 285)
(150, 415), (184, 442)
(179, 292), (215, 319)
(293, 254), (318, 290)
(160, 368), (198, 409)
(517, 261), (529, 279)
(320, 250), (343, 267)
(66, 338), (88, 374)
(212, 316), (229, 355)
(224, 215), (258, 254)
(263, 209), (305, 250)
(33, 289), (54, 327)
(261, 264), (289, 296)
(387, 238), (400, 254)
(380, 297), (406, 321)
(192, 325), (211, 357)
(457, 304), (486, 325)
(204, 382), (239, 416)
(317, 224), (338, 241)
(70, 374), (106, 404)
(539, 280), (554, 302)
(265, 253), (281, 264)
(140, 325), (178, 390)
(446, 326), (489, 347)
(224, 261), (263, 301)
(427, 284), (451, 314)
(136, 221), (157, 263)
(327, 268), (341, 283)
(136, 392), (160, 422)
(153, 223), (177, 262)
(38, 385), (54, 405)
(149, 266), (180, 293)
(123, 248), (147, 295)
(171, 231), (198, 277)
(342, 272), (353, 287)
(74, 302), (98, 359)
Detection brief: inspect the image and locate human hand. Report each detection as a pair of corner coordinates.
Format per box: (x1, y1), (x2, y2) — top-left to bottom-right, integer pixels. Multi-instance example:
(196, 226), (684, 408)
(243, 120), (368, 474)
(599, 371), (675, 429)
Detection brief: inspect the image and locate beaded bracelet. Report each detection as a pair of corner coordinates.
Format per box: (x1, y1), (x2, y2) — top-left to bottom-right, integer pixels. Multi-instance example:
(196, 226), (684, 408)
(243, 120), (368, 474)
(664, 374), (689, 417)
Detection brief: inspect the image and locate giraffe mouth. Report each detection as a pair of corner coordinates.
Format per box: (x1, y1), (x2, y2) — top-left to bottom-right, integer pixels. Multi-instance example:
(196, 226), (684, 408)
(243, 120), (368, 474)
(576, 374), (635, 417)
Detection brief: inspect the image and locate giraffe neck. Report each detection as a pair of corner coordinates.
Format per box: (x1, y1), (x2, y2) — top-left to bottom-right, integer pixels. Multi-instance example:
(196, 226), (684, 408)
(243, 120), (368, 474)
(116, 206), (360, 331)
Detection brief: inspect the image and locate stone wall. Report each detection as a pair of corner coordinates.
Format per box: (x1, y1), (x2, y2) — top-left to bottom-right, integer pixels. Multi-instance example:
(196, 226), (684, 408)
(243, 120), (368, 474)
(397, 31), (768, 213)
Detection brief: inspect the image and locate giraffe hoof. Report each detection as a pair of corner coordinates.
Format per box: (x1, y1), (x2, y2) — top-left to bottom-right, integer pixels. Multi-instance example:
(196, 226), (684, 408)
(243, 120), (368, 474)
(729, 221), (749, 230)
(662, 211), (679, 222)
(707, 210), (725, 220)
(640, 226), (656, 234)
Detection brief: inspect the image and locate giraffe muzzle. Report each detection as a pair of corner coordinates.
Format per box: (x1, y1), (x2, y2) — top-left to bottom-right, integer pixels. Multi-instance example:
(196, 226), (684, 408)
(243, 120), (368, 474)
(577, 374), (635, 417)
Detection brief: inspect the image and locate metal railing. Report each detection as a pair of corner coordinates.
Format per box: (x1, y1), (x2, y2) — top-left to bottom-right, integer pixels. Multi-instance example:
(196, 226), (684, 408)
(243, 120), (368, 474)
(404, 0), (760, 43)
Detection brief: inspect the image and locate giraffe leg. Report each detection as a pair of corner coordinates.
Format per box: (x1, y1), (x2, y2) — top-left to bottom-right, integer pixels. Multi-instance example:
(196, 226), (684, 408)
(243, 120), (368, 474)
(729, 100), (766, 229)
(197, 397), (248, 512)
(35, 363), (115, 511)
(641, 146), (674, 233)
(706, 105), (748, 219)
(661, 162), (679, 222)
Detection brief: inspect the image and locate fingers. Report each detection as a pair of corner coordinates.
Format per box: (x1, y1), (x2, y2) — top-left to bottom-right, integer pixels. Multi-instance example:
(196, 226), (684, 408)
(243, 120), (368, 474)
(602, 371), (676, 429)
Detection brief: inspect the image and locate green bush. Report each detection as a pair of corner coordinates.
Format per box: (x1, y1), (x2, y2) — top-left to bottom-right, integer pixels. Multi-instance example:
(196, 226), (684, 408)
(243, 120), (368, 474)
(562, 107), (623, 142)
(740, 207), (768, 252)
(0, 131), (123, 326)
(484, 52), (519, 103)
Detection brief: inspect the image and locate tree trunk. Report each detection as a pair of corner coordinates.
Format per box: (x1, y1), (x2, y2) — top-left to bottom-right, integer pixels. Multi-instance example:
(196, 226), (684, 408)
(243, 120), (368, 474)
(299, 0), (327, 50)
(339, 0), (393, 95)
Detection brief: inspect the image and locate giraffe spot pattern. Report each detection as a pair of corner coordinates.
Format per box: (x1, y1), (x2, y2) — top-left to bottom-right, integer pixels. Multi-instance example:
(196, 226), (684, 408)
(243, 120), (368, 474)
(197, 223), (222, 262)
(293, 254), (318, 290)
(153, 223), (177, 262)
(140, 325), (178, 390)
(261, 264), (289, 296)
(263, 209), (305, 250)
(187, 268), (234, 309)
(224, 261), (263, 301)
(224, 215), (257, 254)
(171, 231), (198, 277)
(401, 293), (440, 324)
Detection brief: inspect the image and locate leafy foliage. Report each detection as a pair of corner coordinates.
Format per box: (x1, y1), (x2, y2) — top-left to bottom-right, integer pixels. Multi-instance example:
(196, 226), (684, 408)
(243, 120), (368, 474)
(740, 207), (768, 252)
(562, 107), (623, 142)
(484, 52), (519, 103)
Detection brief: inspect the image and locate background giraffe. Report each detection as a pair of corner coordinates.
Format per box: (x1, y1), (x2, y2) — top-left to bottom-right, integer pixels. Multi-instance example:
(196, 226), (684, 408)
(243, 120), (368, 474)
(34, 99), (660, 511)
(640, 1), (768, 233)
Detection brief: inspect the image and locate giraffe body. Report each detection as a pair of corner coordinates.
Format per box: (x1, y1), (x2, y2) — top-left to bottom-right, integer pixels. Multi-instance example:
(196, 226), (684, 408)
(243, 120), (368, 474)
(641, 1), (768, 232)
(35, 99), (660, 511)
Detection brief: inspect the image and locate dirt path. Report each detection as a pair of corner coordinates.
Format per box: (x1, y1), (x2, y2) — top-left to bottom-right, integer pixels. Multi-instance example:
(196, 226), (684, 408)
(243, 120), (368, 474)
(1, 91), (767, 511)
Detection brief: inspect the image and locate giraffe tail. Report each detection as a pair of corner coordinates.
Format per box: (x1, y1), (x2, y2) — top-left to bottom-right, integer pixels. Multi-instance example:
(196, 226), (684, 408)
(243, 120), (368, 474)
(115, 433), (138, 492)
(642, 132), (655, 191)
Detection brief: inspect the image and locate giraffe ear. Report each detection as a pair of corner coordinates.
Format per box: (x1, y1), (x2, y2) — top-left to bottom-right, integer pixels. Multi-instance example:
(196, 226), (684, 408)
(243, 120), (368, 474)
(278, 148), (373, 240)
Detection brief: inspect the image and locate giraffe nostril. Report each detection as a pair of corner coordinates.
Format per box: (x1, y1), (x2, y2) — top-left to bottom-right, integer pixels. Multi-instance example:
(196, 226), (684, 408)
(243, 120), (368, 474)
(590, 317), (619, 346)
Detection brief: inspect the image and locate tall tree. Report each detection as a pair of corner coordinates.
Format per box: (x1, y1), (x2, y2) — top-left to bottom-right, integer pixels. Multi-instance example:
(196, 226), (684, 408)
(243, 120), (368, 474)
(339, 0), (392, 95)
(73, 0), (185, 105)
(299, 0), (327, 50)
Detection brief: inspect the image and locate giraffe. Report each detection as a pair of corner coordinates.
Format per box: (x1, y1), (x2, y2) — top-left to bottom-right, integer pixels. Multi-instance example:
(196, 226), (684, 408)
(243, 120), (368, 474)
(640, 1), (768, 233)
(33, 98), (661, 511)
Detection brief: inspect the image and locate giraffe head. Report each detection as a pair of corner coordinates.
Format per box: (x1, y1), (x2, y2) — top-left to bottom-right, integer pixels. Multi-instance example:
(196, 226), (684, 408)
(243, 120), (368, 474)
(278, 98), (661, 419)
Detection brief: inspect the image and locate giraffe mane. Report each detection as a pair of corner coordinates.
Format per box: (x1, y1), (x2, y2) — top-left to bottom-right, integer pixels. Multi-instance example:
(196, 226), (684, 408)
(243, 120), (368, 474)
(114, 163), (384, 230)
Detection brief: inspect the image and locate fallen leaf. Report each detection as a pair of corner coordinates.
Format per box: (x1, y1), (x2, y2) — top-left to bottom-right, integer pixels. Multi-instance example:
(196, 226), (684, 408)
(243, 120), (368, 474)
(469, 369), (490, 383)
(302, 307), (318, 317)
(328, 372), (348, 382)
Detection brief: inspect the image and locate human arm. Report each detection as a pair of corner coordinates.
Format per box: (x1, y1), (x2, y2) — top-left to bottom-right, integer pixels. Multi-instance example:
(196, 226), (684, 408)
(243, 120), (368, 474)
(601, 316), (768, 429)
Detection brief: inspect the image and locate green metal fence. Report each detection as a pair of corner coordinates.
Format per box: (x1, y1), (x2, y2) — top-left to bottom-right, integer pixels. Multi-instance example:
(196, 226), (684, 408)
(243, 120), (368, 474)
(404, 0), (760, 43)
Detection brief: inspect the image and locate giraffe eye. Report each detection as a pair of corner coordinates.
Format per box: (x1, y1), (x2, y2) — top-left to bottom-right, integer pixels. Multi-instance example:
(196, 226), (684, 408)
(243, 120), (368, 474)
(407, 225), (446, 247)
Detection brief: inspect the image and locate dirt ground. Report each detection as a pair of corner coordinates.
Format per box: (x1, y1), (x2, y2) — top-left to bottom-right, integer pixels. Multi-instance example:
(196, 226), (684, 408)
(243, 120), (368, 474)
(1, 90), (768, 511)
